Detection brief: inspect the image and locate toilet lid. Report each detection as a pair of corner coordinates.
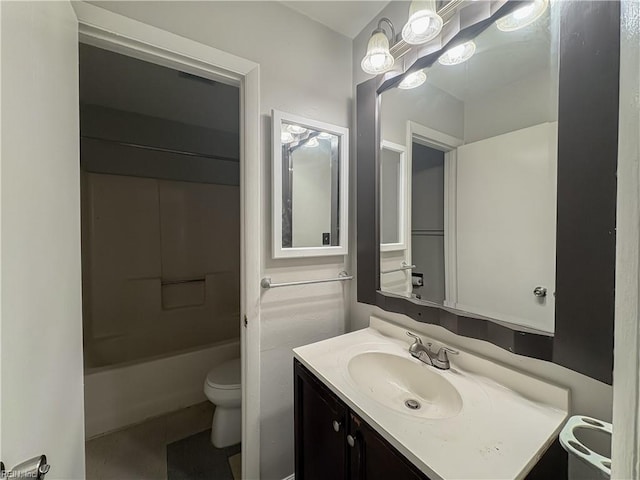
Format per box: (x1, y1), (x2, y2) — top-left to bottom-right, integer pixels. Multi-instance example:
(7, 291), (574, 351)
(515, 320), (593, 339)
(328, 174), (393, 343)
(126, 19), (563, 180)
(206, 358), (241, 390)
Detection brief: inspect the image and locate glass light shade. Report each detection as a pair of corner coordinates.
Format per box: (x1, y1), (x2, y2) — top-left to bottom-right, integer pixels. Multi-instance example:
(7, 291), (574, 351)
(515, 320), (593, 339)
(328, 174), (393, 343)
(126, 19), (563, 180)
(401, 1), (443, 45)
(438, 41), (476, 66)
(496, 0), (548, 32)
(287, 124), (307, 134)
(318, 132), (333, 139)
(361, 31), (395, 75)
(303, 137), (319, 148)
(398, 70), (427, 89)
(281, 131), (295, 144)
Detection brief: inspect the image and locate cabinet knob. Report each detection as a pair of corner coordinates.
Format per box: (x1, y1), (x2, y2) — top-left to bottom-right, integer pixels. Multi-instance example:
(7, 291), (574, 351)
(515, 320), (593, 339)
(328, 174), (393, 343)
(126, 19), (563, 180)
(347, 434), (356, 447)
(332, 420), (341, 432)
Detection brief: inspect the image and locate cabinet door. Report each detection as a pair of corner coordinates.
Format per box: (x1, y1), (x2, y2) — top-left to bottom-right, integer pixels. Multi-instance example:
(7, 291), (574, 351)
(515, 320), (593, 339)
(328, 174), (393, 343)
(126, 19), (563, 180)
(294, 360), (348, 480)
(348, 412), (429, 480)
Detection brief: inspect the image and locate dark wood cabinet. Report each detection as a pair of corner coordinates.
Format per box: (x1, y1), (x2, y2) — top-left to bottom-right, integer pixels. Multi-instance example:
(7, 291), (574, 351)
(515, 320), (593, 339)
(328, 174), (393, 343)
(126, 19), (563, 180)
(347, 411), (426, 480)
(294, 359), (429, 480)
(294, 358), (348, 480)
(294, 358), (567, 480)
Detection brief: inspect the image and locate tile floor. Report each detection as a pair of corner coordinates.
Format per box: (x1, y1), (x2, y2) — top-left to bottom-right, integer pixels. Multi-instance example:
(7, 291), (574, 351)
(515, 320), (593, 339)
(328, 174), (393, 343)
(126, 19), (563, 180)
(85, 402), (240, 480)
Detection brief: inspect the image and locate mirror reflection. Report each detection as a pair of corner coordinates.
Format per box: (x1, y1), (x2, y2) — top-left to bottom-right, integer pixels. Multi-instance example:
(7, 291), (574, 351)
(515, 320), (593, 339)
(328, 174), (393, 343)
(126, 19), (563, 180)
(380, 141), (406, 250)
(379, 2), (558, 334)
(281, 121), (340, 249)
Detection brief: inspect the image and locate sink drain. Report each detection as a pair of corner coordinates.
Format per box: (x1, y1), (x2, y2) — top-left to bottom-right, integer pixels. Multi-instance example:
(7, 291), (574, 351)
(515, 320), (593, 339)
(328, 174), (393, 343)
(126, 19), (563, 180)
(405, 399), (421, 410)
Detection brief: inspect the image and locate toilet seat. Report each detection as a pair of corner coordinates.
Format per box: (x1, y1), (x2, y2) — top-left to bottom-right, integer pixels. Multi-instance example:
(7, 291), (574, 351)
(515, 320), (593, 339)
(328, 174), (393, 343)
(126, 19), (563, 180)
(206, 358), (241, 390)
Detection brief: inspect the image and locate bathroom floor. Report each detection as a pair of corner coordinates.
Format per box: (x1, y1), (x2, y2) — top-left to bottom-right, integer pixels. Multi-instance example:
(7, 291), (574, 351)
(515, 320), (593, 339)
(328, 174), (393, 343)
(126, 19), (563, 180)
(85, 402), (241, 480)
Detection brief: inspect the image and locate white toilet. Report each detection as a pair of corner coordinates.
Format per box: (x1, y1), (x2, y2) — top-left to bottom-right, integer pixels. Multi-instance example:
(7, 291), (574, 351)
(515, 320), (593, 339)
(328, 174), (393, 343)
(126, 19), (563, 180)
(203, 357), (241, 448)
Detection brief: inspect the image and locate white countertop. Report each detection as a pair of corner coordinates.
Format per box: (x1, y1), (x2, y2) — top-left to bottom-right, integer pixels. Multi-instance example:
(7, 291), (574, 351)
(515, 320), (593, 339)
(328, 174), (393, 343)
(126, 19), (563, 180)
(293, 318), (569, 480)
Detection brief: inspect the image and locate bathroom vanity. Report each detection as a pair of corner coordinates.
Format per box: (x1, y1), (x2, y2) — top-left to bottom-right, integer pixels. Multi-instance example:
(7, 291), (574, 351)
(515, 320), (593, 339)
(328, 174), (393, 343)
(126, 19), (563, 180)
(293, 318), (569, 480)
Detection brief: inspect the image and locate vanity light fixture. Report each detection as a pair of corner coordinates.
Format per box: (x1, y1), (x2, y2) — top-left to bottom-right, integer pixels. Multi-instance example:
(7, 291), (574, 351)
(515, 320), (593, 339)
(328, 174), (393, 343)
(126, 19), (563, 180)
(401, 0), (443, 45)
(287, 124), (307, 135)
(361, 18), (396, 75)
(438, 40), (476, 66)
(398, 69), (427, 89)
(496, 0), (548, 32)
(281, 131), (295, 144)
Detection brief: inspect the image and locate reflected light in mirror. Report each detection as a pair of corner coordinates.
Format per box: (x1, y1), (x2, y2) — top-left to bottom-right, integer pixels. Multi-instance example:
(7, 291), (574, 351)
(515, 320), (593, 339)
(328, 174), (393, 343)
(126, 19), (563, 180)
(438, 41), (476, 66)
(497, 0), (549, 32)
(398, 70), (427, 90)
(281, 131), (295, 144)
(318, 132), (333, 139)
(303, 137), (319, 148)
(287, 124), (307, 134)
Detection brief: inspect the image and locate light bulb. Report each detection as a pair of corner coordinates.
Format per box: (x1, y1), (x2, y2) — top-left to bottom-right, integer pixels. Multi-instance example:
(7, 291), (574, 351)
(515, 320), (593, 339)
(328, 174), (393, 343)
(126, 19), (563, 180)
(438, 41), (476, 66)
(496, 0), (548, 32)
(447, 44), (465, 58)
(304, 137), (319, 148)
(398, 70), (427, 90)
(401, 1), (443, 45)
(361, 30), (395, 75)
(369, 54), (386, 68)
(410, 16), (430, 35)
(513, 4), (535, 20)
(281, 131), (294, 144)
(287, 124), (307, 134)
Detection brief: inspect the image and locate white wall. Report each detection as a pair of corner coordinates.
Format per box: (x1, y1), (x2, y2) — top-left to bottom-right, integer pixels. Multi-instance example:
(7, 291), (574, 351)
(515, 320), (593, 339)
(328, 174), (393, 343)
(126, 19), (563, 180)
(90, 3), (352, 478)
(0, 2), (86, 477)
(351, 0), (613, 439)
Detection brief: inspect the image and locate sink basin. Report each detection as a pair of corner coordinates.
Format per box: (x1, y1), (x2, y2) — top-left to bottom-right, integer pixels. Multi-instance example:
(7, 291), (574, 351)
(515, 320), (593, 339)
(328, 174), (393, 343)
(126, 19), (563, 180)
(347, 352), (463, 419)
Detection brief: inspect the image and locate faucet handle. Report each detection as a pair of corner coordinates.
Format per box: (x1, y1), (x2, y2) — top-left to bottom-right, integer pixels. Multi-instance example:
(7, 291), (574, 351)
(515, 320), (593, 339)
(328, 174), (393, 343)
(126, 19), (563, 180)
(436, 346), (459, 362)
(406, 331), (423, 345)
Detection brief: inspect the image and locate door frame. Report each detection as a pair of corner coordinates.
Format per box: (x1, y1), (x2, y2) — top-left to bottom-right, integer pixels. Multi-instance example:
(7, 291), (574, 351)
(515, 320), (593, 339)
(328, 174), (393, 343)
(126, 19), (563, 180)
(612, 0), (640, 477)
(406, 121), (462, 309)
(72, 3), (262, 477)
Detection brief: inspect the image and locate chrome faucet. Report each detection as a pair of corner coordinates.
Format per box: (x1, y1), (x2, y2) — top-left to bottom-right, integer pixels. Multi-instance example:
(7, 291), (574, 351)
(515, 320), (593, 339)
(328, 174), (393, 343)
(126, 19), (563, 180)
(406, 332), (459, 370)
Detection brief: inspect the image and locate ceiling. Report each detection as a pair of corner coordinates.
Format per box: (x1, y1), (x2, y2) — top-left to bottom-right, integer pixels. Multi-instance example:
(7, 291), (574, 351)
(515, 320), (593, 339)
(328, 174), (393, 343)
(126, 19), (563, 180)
(280, 1), (391, 38)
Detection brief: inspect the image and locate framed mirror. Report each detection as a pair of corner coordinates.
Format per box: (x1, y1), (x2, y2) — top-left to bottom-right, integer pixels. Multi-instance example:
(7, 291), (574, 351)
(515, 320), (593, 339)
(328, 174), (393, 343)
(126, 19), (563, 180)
(272, 110), (349, 258)
(356, 0), (620, 384)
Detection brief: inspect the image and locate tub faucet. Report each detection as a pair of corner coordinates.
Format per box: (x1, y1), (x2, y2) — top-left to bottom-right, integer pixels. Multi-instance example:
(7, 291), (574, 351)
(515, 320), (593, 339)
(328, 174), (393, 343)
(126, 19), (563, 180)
(406, 332), (459, 370)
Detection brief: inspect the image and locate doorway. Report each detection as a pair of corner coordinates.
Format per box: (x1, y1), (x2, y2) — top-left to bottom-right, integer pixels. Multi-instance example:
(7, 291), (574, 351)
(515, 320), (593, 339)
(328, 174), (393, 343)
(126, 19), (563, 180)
(75, 4), (262, 478)
(79, 43), (242, 478)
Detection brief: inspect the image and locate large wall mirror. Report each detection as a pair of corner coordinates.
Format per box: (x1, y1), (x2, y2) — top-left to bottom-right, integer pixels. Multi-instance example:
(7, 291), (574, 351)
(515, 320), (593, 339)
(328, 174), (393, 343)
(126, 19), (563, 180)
(357, 0), (620, 384)
(272, 110), (349, 258)
(379, 1), (559, 335)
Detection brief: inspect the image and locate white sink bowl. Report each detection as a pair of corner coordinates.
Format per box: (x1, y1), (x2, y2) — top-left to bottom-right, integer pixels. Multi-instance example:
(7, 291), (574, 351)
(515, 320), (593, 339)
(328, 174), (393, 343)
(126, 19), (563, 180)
(347, 352), (463, 419)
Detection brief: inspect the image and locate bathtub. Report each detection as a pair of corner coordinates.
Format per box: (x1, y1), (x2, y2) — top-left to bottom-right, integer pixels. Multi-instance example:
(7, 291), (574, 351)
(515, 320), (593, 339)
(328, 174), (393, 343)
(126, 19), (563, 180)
(84, 338), (240, 439)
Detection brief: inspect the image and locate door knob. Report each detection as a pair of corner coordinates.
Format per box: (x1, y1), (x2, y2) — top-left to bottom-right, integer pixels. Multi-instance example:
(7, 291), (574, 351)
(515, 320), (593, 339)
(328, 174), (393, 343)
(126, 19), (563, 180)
(533, 286), (547, 297)
(347, 434), (356, 447)
(5, 455), (50, 479)
(332, 420), (341, 432)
